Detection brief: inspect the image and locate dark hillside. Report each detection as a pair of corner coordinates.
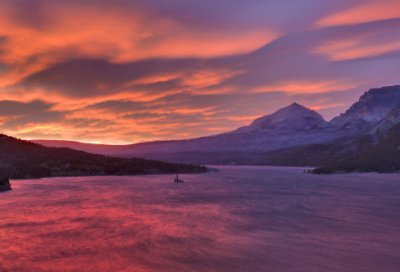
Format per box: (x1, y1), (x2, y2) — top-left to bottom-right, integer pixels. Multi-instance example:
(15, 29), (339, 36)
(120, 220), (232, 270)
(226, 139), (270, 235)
(260, 139), (352, 167)
(313, 123), (400, 174)
(0, 134), (208, 179)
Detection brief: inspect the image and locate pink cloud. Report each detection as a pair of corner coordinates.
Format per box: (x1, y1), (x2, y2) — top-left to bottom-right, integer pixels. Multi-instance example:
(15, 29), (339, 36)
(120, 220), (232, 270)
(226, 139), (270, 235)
(317, 0), (400, 27)
(0, 1), (277, 87)
(313, 38), (400, 61)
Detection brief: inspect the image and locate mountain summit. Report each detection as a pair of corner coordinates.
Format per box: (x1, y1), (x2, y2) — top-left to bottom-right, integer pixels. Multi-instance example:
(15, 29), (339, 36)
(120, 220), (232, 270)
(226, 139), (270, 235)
(249, 103), (324, 130)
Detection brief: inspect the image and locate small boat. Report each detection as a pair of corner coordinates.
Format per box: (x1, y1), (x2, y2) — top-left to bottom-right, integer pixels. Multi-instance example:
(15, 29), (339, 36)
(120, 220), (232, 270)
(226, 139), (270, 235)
(174, 175), (184, 182)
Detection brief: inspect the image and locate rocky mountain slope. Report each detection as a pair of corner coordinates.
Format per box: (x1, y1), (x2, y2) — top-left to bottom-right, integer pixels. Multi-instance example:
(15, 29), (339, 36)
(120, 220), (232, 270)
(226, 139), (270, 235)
(265, 101), (400, 172)
(312, 101), (400, 173)
(330, 85), (400, 134)
(247, 102), (324, 130)
(313, 120), (400, 174)
(365, 101), (400, 141)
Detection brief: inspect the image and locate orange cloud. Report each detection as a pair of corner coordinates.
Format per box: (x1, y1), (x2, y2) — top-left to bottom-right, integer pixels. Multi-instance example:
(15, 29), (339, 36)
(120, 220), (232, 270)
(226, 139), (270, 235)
(317, 0), (400, 27)
(226, 115), (262, 122)
(204, 127), (232, 132)
(16, 125), (66, 135)
(183, 69), (243, 88)
(313, 38), (400, 61)
(307, 103), (347, 111)
(131, 30), (279, 61)
(0, 1), (277, 87)
(252, 80), (363, 94)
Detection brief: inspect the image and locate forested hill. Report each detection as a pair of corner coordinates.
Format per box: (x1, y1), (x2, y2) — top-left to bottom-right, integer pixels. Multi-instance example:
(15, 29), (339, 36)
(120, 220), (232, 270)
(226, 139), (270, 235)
(0, 134), (208, 179)
(312, 122), (400, 174)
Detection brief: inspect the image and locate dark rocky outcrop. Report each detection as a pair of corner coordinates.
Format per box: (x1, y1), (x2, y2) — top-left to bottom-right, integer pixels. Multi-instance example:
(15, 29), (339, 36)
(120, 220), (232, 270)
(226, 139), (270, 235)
(0, 176), (11, 191)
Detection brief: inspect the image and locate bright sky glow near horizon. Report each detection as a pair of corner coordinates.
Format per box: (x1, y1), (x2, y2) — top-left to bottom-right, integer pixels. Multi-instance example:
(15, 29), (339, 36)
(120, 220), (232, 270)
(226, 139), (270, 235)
(1, 0), (400, 144)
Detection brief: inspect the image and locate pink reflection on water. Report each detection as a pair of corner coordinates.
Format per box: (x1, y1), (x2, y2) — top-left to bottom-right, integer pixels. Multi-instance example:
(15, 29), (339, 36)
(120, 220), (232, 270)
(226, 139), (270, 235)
(1, 167), (400, 271)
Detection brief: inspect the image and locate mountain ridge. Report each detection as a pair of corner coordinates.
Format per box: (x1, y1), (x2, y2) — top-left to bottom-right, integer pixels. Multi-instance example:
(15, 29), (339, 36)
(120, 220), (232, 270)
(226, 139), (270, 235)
(263, 101), (400, 173)
(329, 85), (400, 134)
(34, 102), (337, 155)
(31, 85), (400, 166)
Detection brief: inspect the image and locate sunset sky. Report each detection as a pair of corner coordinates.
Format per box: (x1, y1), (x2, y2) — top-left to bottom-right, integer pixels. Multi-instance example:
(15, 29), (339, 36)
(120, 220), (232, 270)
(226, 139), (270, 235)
(1, 0), (400, 144)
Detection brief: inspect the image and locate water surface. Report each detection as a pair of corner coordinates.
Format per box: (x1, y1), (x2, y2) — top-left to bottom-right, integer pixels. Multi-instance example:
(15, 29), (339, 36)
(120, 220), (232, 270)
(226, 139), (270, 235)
(1, 166), (400, 271)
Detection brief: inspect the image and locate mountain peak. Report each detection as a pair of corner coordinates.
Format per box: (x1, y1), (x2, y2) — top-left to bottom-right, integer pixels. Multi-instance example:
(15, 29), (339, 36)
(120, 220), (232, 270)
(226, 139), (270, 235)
(289, 102), (302, 107)
(249, 103), (324, 130)
(285, 102), (311, 111)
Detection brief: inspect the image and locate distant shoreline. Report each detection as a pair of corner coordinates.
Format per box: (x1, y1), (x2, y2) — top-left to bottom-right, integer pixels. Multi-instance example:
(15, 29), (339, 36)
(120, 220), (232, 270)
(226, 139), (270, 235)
(5, 167), (219, 181)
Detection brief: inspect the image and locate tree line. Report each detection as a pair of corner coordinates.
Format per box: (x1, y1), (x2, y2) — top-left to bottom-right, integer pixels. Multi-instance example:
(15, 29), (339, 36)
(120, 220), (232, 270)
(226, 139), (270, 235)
(0, 134), (208, 179)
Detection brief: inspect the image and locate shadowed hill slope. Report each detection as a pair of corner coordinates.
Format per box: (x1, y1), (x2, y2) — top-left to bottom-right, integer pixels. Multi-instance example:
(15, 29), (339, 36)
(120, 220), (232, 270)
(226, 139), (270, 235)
(0, 134), (208, 179)
(313, 122), (400, 174)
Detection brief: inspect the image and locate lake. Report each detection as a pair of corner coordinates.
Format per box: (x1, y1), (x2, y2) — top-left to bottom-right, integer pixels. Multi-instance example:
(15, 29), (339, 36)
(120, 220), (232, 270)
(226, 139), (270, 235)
(1, 166), (400, 271)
